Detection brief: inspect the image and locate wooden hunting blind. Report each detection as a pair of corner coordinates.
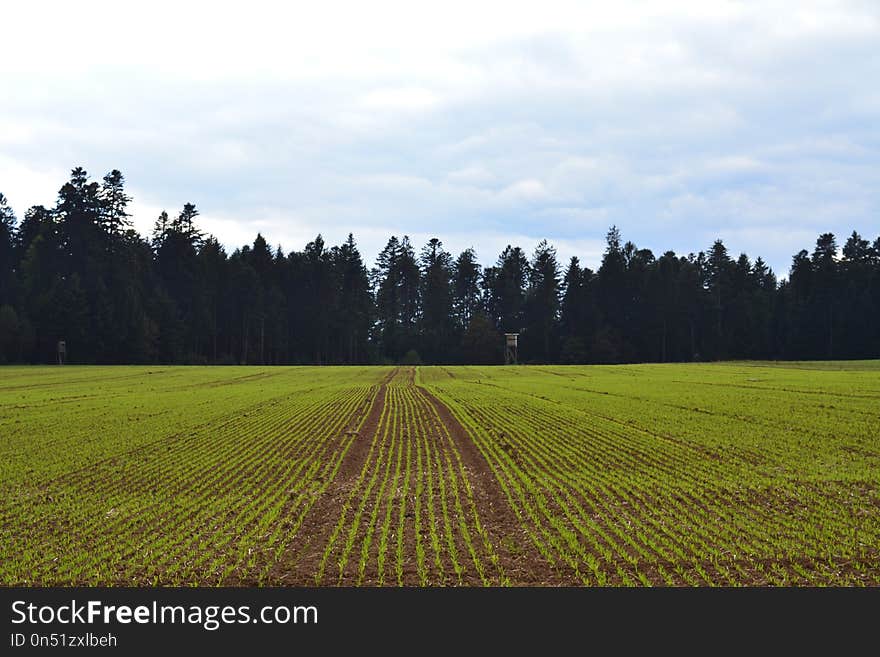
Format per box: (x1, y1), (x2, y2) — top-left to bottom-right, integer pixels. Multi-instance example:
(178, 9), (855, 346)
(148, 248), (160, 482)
(504, 333), (519, 365)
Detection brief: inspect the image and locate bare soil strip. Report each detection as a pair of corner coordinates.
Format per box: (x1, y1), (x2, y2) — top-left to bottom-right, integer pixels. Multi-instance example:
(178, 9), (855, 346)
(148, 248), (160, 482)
(413, 381), (563, 585)
(269, 366), (562, 585)
(267, 368), (397, 584)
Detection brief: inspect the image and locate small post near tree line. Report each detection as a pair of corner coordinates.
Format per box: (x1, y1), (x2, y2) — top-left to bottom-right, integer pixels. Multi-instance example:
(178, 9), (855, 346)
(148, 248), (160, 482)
(504, 333), (519, 365)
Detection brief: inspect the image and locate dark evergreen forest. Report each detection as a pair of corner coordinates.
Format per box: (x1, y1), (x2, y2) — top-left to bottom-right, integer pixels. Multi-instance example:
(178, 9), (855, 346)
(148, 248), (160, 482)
(1, 168), (878, 364)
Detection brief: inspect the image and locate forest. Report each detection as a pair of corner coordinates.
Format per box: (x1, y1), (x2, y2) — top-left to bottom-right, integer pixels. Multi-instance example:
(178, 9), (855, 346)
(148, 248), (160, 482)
(0, 167), (878, 365)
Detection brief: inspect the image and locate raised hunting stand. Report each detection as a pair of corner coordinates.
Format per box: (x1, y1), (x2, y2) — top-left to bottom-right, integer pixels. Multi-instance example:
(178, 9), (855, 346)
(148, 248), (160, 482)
(504, 333), (519, 365)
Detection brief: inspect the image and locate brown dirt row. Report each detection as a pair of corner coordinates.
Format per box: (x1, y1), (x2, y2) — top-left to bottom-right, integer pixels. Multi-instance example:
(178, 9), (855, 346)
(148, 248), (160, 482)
(265, 369), (397, 584)
(267, 370), (489, 585)
(413, 382), (565, 585)
(265, 366), (565, 585)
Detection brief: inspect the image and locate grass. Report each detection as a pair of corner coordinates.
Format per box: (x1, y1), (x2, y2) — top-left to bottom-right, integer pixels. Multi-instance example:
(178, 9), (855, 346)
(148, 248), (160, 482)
(420, 362), (880, 585)
(2, 361), (878, 586)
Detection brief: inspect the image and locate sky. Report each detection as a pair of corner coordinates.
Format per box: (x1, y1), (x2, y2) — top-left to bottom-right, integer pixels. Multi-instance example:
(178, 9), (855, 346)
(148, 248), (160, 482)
(1, 0), (879, 278)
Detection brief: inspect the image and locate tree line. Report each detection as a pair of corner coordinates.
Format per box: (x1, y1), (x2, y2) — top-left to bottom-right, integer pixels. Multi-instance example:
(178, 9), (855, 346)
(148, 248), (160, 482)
(1, 168), (878, 365)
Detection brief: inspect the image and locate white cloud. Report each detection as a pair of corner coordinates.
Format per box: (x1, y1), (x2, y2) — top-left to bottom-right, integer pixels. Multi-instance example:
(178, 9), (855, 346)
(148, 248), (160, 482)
(446, 165), (497, 187)
(0, 156), (65, 211)
(359, 87), (440, 112)
(0, 0), (878, 279)
(706, 156), (766, 173)
(539, 206), (610, 225)
(498, 179), (550, 203)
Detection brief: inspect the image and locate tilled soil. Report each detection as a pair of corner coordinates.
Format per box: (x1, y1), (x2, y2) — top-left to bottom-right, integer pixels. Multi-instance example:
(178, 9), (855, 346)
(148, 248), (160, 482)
(263, 367), (560, 585)
(413, 385), (564, 585)
(265, 369), (398, 584)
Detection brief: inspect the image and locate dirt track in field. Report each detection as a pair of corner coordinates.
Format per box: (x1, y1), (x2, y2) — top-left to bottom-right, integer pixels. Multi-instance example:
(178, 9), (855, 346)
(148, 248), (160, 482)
(266, 368), (397, 584)
(265, 366), (558, 586)
(412, 384), (562, 585)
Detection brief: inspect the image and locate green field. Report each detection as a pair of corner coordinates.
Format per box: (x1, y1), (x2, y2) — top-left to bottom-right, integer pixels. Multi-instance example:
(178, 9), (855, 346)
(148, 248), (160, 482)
(2, 362), (879, 586)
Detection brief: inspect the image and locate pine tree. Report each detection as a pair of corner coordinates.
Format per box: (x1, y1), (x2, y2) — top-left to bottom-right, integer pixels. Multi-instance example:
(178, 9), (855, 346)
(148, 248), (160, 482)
(419, 238), (454, 363)
(524, 240), (560, 362)
(491, 245), (529, 333)
(451, 248), (481, 333)
(151, 211), (170, 250)
(559, 256), (588, 363)
(0, 193), (17, 307)
(334, 234), (372, 363)
(99, 170), (132, 239)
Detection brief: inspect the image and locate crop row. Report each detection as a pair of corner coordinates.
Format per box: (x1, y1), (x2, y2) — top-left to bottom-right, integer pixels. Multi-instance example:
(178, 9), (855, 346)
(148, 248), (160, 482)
(422, 365), (880, 586)
(0, 366), (382, 485)
(0, 367), (389, 585)
(314, 372), (504, 585)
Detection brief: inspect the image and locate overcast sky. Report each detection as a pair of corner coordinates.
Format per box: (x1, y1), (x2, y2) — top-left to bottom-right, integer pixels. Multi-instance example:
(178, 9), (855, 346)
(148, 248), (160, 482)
(2, 1), (878, 277)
